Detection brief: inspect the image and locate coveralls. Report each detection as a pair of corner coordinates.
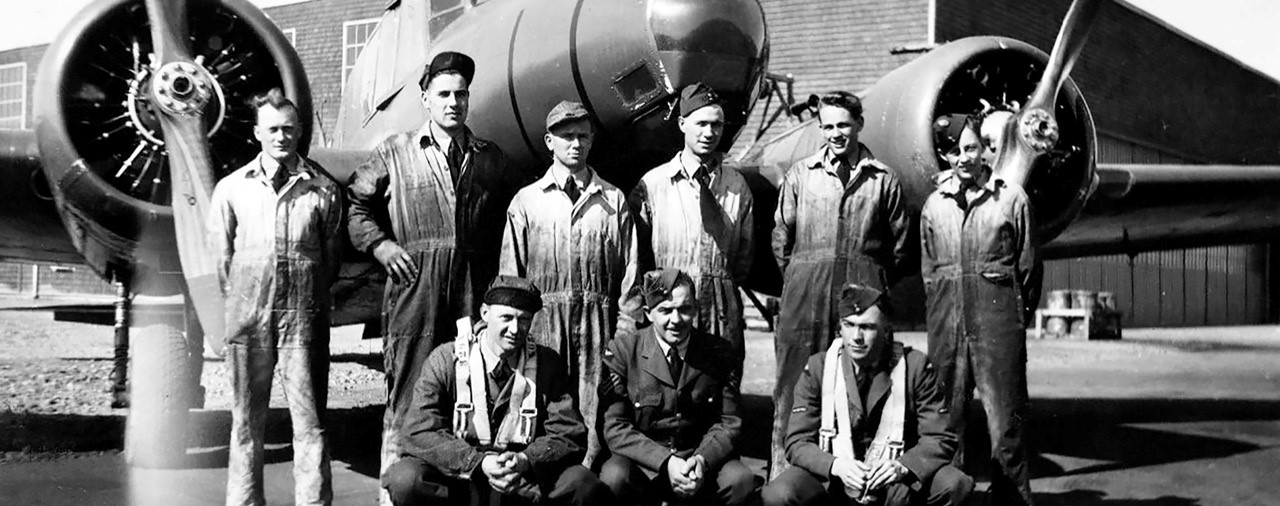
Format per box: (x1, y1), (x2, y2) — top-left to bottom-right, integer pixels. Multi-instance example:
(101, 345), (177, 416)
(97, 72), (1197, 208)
(346, 124), (521, 486)
(769, 144), (911, 478)
(920, 169), (1041, 506)
(499, 164), (639, 466)
(627, 153), (754, 363)
(209, 156), (343, 506)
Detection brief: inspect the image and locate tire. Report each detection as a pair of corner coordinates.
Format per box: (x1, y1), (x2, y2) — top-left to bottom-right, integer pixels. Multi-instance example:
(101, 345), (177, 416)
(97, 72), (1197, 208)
(124, 322), (192, 468)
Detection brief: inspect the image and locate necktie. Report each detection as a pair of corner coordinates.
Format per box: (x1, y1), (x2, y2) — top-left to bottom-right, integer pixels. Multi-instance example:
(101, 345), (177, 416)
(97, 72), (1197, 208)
(565, 176), (581, 204)
(667, 347), (683, 383)
(492, 360), (513, 387)
(856, 369), (871, 407)
(836, 159), (851, 187)
(446, 139), (464, 186)
(271, 168), (289, 194)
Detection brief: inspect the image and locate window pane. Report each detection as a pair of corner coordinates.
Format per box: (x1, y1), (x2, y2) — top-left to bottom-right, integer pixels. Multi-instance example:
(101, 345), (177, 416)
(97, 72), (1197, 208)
(0, 63), (25, 129)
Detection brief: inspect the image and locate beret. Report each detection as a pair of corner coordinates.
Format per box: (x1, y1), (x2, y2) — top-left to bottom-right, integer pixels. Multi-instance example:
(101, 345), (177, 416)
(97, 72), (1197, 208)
(642, 268), (695, 307)
(419, 51), (476, 90)
(838, 284), (886, 318)
(546, 100), (590, 131)
(678, 82), (721, 117)
(485, 275), (542, 313)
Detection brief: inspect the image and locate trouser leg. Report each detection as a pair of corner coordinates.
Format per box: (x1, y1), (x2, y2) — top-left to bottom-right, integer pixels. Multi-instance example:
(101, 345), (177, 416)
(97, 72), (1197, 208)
(709, 459), (760, 506)
(278, 346), (333, 505)
(598, 454), (651, 506)
(974, 342), (1032, 506)
(761, 465), (830, 506)
(383, 456), (465, 506)
(946, 340), (975, 469)
(545, 464), (612, 506)
(382, 333), (432, 505)
(226, 345), (276, 506)
(770, 335), (813, 480)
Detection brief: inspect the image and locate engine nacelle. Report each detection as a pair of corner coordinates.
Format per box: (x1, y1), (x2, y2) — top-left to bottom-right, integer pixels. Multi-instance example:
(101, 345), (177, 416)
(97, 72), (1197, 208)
(33, 0), (311, 294)
(860, 36), (1097, 242)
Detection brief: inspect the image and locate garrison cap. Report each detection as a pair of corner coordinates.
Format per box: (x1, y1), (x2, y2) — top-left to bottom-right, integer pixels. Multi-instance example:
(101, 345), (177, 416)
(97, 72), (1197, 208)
(933, 113), (971, 155)
(838, 284), (886, 318)
(545, 100), (591, 131)
(642, 268), (695, 307)
(678, 82), (721, 117)
(420, 51), (476, 90)
(484, 275), (543, 313)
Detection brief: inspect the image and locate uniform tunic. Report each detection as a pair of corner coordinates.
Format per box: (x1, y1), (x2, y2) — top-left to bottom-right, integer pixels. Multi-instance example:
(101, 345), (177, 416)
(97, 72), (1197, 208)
(209, 156), (343, 506)
(769, 144), (911, 477)
(346, 123), (521, 483)
(500, 164), (638, 465)
(920, 169), (1040, 506)
(628, 153), (754, 360)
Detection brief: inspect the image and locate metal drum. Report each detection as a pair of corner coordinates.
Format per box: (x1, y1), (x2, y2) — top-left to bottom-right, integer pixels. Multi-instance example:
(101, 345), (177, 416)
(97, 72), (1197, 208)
(1069, 290), (1097, 338)
(1045, 289), (1072, 337)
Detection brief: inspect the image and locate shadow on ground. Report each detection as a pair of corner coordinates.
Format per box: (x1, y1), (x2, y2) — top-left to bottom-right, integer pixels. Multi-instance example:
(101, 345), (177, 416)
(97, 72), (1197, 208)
(969, 489), (1202, 505)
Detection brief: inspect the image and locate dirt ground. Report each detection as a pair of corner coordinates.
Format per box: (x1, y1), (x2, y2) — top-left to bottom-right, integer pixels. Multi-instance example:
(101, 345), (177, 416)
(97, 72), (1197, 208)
(2, 297), (1280, 505)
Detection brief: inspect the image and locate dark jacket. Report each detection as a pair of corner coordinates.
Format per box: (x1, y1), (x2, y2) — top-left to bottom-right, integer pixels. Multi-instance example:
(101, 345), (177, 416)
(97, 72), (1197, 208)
(399, 339), (585, 480)
(600, 327), (743, 473)
(785, 346), (956, 489)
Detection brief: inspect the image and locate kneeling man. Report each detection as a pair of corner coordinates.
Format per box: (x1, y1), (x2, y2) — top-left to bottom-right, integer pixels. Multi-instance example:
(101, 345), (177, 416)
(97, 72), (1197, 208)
(598, 268), (757, 506)
(762, 285), (972, 506)
(383, 276), (610, 506)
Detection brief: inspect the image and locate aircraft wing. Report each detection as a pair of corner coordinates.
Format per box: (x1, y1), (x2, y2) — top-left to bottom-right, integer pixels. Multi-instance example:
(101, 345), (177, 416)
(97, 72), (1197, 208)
(0, 129), (82, 265)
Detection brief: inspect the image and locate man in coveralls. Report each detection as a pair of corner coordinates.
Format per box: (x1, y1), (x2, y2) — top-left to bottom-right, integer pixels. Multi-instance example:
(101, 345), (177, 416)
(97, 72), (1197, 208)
(500, 100), (639, 466)
(761, 284), (971, 506)
(922, 114), (1041, 505)
(383, 276), (611, 506)
(769, 91), (912, 478)
(347, 51), (524, 495)
(210, 88), (344, 506)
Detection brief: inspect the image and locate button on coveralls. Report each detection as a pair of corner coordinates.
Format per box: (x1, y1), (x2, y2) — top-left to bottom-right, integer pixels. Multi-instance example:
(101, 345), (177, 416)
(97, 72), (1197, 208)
(210, 156), (343, 506)
(920, 170), (1041, 506)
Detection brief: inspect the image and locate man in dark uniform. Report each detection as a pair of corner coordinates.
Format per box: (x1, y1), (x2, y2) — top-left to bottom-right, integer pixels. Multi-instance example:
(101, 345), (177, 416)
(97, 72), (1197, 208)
(923, 114), (1040, 506)
(598, 268), (757, 506)
(347, 51), (524, 490)
(761, 285), (971, 506)
(383, 276), (611, 506)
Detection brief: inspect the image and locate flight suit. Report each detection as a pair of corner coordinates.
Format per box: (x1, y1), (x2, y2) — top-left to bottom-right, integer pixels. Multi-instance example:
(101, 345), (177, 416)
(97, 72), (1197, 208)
(761, 346), (971, 506)
(385, 332), (610, 506)
(598, 327), (756, 506)
(627, 154), (754, 366)
(920, 169), (1041, 506)
(770, 144), (911, 477)
(209, 156), (344, 506)
(500, 164), (639, 466)
(347, 124), (523, 484)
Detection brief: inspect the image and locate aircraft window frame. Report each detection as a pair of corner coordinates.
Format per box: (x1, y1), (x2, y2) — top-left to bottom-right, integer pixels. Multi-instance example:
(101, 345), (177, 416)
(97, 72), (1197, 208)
(0, 62), (26, 130)
(611, 61), (664, 112)
(342, 18), (382, 93)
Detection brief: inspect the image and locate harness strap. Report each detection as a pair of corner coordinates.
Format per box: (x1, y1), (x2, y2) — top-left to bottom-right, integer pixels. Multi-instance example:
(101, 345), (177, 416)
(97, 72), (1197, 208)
(819, 341), (907, 464)
(866, 343), (906, 465)
(452, 317), (540, 448)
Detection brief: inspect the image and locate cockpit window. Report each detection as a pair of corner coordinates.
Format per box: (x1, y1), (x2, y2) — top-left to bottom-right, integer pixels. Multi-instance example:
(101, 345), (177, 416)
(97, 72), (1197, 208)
(430, 0), (466, 38)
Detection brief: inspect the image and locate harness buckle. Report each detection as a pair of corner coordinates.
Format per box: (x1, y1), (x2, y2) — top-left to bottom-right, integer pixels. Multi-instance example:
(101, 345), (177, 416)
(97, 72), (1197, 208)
(516, 408), (538, 444)
(453, 403), (474, 437)
(818, 428), (837, 453)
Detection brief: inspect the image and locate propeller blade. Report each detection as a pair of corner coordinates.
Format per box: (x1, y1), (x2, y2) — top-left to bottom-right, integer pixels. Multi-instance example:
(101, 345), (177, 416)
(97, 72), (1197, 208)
(995, 0), (1104, 187)
(144, 0), (226, 351)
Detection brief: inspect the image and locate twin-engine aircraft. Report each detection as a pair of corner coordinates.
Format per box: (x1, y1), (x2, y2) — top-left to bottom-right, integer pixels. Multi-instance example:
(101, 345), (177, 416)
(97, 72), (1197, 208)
(2, 0), (1268, 468)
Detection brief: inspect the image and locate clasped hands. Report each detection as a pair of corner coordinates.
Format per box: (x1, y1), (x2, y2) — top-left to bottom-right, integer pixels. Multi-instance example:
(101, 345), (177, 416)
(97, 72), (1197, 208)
(480, 451), (532, 493)
(666, 454), (707, 498)
(830, 457), (909, 500)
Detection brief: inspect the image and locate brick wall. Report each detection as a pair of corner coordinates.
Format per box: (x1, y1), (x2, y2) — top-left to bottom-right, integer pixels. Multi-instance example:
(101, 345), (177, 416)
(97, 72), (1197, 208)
(936, 0), (1280, 164)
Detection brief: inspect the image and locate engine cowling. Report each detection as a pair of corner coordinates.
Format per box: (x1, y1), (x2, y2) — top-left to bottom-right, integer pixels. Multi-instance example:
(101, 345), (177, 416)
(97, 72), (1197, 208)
(33, 0), (311, 294)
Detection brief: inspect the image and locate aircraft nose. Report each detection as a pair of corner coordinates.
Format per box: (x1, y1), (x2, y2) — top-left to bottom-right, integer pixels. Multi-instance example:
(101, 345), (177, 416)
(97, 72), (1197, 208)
(649, 0), (767, 124)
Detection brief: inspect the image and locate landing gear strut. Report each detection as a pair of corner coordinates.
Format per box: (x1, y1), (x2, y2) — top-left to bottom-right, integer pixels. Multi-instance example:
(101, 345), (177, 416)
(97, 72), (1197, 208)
(110, 280), (131, 409)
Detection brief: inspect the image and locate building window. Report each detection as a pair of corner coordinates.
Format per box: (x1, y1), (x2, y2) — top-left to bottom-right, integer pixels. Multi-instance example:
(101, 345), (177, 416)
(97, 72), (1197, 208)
(0, 63), (25, 130)
(342, 18), (381, 91)
(282, 28), (297, 46)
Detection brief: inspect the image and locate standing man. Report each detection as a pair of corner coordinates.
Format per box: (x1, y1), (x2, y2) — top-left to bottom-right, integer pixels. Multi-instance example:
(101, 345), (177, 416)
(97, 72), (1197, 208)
(628, 83), (754, 365)
(384, 276), (612, 506)
(769, 91), (912, 478)
(921, 114), (1041, 506)
(761, 284), (972, 506)
(500, 100), (639, 466)
(210, 88), (343, 506)
(347, 51), (523, 490)
(598, 268), (757, 506)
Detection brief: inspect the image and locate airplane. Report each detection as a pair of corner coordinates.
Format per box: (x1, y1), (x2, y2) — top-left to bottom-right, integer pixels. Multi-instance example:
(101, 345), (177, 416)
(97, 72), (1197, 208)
(5, 0), (1261, 474)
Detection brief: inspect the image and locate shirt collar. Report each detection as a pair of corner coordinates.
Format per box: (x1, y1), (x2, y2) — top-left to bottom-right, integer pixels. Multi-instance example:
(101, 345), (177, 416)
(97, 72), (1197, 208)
(479, 334), (517, 374)
(670, 151), (722, 182)
(810, 144), (879, 176)
(652, 328), (688, 361)
(543, 163), (594, 191)
(936, 166), (1003, 196)
(416, 122), (473, 152)
(246, 154), (313, 181)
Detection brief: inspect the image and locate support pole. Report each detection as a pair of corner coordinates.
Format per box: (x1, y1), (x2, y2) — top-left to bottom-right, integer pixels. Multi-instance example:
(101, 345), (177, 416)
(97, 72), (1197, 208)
(30, 264), (40, 299)
(111, 279), (131, 408)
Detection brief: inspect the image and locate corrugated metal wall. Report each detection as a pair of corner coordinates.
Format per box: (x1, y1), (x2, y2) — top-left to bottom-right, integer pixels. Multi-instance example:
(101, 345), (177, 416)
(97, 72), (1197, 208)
(1042, 133), (1267, 327)
(0, 262), (115, 297)
(1042, 245), (1268, 327)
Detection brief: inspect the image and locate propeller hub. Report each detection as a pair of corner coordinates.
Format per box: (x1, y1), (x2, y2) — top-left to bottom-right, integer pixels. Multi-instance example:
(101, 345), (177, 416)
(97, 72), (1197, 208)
(1018, 108), (1060, 153)
(152, 61), (213, 116)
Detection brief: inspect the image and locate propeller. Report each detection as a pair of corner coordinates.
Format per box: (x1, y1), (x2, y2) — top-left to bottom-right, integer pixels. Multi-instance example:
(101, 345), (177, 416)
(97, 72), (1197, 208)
(994, 0), (1104, 187)
(145, 0), (226, 348)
